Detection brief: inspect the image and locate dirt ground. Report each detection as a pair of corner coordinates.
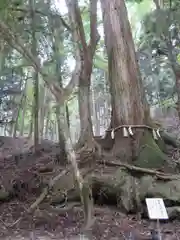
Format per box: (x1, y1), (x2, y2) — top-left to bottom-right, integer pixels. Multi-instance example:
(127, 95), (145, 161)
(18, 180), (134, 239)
(0, 136), (179, 239)
(0, 199), (179, 240)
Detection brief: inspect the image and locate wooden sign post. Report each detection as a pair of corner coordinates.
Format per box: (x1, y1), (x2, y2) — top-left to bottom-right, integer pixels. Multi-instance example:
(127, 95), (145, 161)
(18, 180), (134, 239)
(145, 198), (169, 240)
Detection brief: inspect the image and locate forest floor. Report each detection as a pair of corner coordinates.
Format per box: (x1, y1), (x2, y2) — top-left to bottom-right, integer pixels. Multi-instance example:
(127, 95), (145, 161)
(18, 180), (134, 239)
(0, 135), (179, 239)
(0, 199), (179, 240)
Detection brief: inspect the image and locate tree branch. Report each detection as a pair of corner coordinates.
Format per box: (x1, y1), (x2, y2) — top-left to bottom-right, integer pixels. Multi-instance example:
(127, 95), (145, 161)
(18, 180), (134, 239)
(9, 7), (72, 31)
(88, 0), (100, 57)
(0, 20), (78, 103)
(65, 0), (88, 56)
(97, 160), (179, 180)
(152, 0), (161, 9)
(63, 57), (81, 98)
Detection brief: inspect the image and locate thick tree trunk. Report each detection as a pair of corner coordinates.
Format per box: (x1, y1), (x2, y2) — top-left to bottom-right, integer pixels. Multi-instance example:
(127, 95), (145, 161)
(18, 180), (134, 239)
(45, 110), (50, 139)
(33, 72), (39, 149)
(94, 103), (100, 136)
(39, 86), (46, 137)
(166, 43), (180, 121)
(78, 76), (94, 147)
(172, 67), (180, 121)
(12, 109), (19, 138)
(101, 0), (164, 165)
(30, 0), (39, 149)
(56, 106), (68, 164)
(28, 108), (34, 139)
(92, 80), (100, 136)
(153, 0), (161, 9)
(20, 104), (26, 136)
(66, 0), (100, 151)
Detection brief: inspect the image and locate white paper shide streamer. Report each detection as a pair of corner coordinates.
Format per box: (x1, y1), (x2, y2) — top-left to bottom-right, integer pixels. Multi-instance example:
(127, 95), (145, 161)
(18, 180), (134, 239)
(123, 127), (129, 137)
(101, 132), (106, 139)
(128, 126), (133, 136)
(152, 129), (158, 140)
(156, 128), (161, 138)
(111, 129), (115, 139)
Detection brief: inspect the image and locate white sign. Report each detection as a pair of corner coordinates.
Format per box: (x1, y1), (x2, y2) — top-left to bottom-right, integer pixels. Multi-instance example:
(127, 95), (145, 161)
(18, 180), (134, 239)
(145, 198), (168, 220)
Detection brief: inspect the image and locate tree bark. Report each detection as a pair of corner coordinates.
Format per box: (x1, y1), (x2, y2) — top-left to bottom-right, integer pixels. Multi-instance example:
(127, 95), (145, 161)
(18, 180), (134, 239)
(28, 108), (33, 139)
(39, 86), (46, 138)
(30, 0), (39, 150)
(166, 41), (180, 121)
(50, 14), (68, 162)
(172, 67), (180, 120)
(100, 0), (163, 164)
(153, 0), (161, 9)
(20, 100), (26, 136)
(78, 79), (94, 147)
(66, 0), (100, 150)
(45, 109), (50, 139)
(55, 106), (68, 164)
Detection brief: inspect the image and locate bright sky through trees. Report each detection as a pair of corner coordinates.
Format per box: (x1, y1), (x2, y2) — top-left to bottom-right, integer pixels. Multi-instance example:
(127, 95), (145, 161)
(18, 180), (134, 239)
(53, 0), (154, 73)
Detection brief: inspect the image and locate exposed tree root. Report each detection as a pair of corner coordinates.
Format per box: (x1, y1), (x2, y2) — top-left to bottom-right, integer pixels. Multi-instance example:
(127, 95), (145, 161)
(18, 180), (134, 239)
(97, 160), (180, 180)
(94, 136), (114, 152)
(161, 131), (180, 148)
(76, 137), (102, 157)
(0, 168), (70, 228)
